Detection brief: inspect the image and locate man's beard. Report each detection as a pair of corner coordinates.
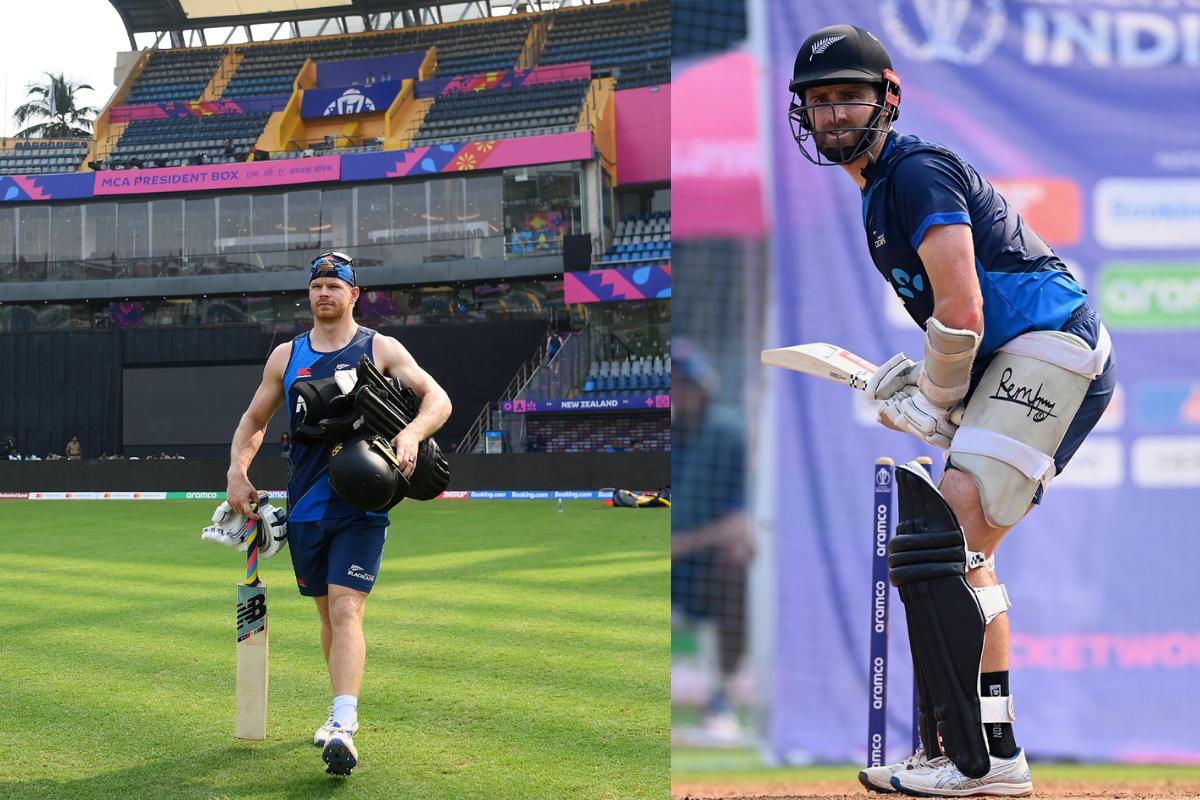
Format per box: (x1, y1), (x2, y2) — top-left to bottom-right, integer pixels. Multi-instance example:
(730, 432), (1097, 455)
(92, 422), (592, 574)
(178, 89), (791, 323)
(815, 127), (873, 163)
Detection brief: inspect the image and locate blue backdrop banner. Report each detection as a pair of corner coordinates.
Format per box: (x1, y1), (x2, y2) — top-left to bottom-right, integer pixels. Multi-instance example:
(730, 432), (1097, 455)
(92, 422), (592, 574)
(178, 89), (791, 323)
(764, 0), (1200, 766)
(316, 52), (426, 87)
(301, 83), (402, 118)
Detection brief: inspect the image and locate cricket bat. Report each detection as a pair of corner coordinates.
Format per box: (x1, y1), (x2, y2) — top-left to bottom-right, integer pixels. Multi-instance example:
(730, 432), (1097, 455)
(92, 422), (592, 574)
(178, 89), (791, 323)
(760, 342), (879, 390)
(761, 342), (965, 425)
(235, 517), (268, 740)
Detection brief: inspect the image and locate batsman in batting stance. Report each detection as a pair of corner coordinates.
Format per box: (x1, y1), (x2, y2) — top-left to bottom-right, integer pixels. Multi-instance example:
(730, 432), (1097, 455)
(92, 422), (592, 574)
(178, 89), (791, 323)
(205, 251), (452, 775)
(787, 24), (1116, 796)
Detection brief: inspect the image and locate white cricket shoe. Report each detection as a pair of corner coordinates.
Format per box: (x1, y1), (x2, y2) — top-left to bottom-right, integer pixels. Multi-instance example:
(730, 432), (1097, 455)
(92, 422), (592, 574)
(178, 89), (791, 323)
(322, 722), (359, 776)
(313, 710), (359, 747)
(890, 748), (1032, 797)
(858, 746), (936, 793)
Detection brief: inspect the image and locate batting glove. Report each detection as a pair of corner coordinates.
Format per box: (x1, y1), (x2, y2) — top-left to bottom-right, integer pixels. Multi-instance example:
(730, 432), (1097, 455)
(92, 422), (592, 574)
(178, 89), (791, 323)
(865, 352), (920, 402)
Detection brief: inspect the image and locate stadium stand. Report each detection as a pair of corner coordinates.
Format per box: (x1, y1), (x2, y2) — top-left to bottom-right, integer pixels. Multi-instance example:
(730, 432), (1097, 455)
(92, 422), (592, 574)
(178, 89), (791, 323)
(540, 1), (670, 88)
(583, 353), (670, 394)
(106, 113), (272, 167)
(524, 412), (669, 453)
(411, 79), (590, 147)
(124, 47), (227, 104)
(0, 140), (89, 176)
(596, 211), (671, 265)
(220, 18), (531, 99)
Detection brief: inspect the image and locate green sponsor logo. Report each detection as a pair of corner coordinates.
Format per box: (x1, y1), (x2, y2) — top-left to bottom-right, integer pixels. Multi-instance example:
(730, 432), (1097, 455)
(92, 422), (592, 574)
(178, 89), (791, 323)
(1099, 263), (1200, 329)
(184, 491), (222, 500)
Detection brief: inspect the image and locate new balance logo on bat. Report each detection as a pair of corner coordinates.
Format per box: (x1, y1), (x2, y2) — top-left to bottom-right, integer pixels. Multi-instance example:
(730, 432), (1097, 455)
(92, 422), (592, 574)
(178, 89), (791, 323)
(238, 594), (267, 626)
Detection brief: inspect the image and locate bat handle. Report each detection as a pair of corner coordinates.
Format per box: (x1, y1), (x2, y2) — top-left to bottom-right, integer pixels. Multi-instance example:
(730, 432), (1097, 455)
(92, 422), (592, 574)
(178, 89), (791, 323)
(950, 404), (965, 426)
(244, 517), (261, 586)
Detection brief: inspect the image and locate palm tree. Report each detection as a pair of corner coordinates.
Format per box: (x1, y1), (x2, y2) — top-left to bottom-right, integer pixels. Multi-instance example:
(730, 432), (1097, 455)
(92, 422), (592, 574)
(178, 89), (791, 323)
(12, 73), (99, 138)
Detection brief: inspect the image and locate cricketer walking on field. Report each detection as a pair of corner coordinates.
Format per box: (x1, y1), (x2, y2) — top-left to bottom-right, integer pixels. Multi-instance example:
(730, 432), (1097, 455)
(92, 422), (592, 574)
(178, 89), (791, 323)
(786, 25), (1117, 797)
(209, 251), (452, 775)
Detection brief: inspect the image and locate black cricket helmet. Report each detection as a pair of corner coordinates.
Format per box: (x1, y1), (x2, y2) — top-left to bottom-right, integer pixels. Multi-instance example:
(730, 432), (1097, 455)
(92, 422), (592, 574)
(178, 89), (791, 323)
(788, 24), (901, 166)
(328, 434), (409, 512)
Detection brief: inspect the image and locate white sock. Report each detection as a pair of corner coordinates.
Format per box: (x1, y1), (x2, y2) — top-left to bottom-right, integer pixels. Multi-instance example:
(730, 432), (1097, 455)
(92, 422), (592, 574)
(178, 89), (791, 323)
(332, 694), (358, 728)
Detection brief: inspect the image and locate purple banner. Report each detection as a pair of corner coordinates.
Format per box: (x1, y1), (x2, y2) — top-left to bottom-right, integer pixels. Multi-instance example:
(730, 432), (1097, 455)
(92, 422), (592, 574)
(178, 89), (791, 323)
(501, 395), (670, 413)
(415, 62), (592, 99)
(765, 0), (1200, 766)
(0, 172), (93, 202)
(340, 131), (593, 180)
(108, 96), (289, 122)
(564, 266), (672, 303)
(300, 83), (402, 119)
(316, 52), (425, 88)
(94, 156), (339, 196)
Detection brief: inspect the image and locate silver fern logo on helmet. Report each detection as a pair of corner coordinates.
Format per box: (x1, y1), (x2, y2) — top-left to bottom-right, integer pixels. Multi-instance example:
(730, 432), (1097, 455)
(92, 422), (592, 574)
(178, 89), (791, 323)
(810, 35), (847, 60)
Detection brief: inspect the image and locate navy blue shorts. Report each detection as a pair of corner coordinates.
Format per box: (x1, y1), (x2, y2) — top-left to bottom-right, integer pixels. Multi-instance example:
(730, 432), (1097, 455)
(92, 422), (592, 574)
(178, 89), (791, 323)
(288, 515), (388, 597)
(955, 304), (1117, 501)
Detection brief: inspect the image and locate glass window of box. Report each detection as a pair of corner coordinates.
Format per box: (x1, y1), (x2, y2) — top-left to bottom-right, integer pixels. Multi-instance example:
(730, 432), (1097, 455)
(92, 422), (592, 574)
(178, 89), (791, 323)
(321, 188), (352, 251)
(216, 194), (251, 254)
(355, 183), (390, 267)
(50, 204), (83, 270)
(356, 184), (391, 243)
(462, 173), (504, 258)
(83, 202), (117, 280)
(286, 189), (323, 256)
(390, 180), (427, 264)
(183, 196), (216, 266)
(116, 201), (150, 261)
(16, 205), (49, 279)
(392, 182), (425, 237)
(0, 207), (14, 280)
(251, 192), (288, 269)
(150, 198), (183, 262)
(503, 163), (582, 256)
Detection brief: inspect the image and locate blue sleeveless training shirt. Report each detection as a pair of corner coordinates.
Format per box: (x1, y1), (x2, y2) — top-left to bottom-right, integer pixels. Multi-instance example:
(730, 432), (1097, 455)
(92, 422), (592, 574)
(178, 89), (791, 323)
(861, 131), (1087, 356)
(283, 326), (386, 522)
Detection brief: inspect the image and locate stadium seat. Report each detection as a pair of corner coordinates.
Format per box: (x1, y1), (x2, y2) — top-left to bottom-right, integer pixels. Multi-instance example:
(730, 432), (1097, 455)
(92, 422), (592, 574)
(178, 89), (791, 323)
(0, 140), (89, 176)
(593, 211), (671, 268)
(410, 79), (590, 147)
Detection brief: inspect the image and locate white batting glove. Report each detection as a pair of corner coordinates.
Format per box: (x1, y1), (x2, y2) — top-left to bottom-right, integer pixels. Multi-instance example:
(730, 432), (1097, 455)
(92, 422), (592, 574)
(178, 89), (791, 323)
(255, 502), (289, 560)
(202, 498), (288, 559)
(879, 388), (960, 449)
(202, 501), (255, 550)
(865, 352), (920, 401)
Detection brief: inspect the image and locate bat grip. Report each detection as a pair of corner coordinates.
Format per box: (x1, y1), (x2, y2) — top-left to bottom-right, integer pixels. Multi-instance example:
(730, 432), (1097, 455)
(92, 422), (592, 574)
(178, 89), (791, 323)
(244, 500), (261, 586)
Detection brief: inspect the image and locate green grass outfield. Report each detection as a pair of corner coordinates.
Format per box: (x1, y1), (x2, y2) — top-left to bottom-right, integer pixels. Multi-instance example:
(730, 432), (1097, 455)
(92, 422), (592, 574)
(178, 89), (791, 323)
(673, 746), (1200, 787)
(0, 500), (669, 800)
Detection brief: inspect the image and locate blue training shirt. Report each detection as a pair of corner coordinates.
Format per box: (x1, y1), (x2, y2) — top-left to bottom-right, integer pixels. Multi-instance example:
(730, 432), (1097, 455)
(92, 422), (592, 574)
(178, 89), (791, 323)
(283, 326), (387, 522)
(861, 131), (1087, 356)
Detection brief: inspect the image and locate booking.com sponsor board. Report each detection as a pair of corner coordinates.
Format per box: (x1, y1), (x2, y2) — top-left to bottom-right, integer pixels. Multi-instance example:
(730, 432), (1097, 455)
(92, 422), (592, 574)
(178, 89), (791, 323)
(765, 0), (1200, 764)
(20, 490), (615, 501)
